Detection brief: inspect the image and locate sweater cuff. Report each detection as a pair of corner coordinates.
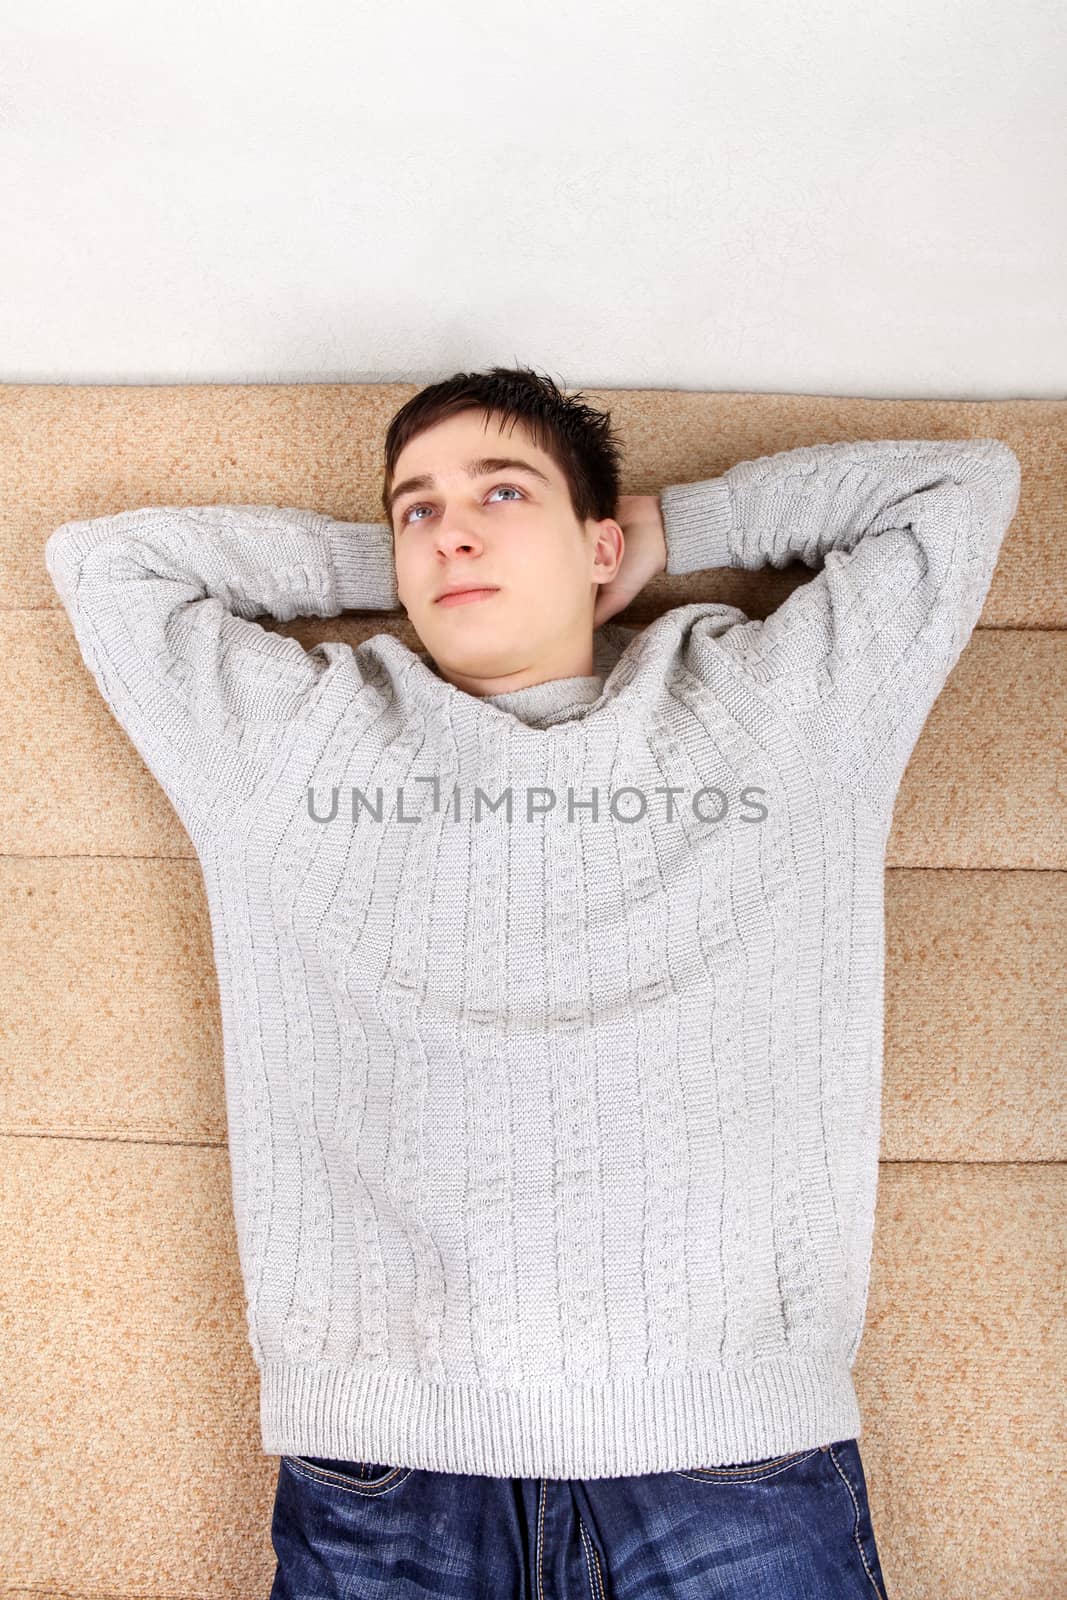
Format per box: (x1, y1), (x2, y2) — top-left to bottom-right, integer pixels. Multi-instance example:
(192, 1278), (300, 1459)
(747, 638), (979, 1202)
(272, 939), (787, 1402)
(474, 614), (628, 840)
(659, 478), (735, 575)
(328, 520), (400, 612)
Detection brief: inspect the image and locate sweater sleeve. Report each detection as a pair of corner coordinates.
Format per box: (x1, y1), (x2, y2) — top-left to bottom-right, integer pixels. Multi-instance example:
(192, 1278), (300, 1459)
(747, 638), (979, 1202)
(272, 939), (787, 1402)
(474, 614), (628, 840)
(658, 438), (1022, 818)
(44, 503), (399, 835)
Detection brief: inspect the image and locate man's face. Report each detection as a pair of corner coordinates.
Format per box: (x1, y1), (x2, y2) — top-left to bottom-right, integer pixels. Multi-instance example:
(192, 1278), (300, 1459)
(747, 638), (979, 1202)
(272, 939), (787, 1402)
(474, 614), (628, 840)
(387, 409), (621, 695)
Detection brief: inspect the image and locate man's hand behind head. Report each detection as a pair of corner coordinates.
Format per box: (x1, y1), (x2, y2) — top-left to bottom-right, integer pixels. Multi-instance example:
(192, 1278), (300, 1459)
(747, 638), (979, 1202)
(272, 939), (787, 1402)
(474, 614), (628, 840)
(592, 495), (667, 628)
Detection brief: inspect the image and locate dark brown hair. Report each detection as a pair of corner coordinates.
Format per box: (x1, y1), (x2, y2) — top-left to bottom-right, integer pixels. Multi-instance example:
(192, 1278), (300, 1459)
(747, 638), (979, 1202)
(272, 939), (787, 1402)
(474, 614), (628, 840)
(381, 363), (625, 529)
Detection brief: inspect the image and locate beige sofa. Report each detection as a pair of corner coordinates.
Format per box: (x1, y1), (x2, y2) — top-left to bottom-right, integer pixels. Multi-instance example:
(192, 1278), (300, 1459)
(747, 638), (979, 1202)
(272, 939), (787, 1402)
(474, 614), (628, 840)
(2, 383), (1063, 1599)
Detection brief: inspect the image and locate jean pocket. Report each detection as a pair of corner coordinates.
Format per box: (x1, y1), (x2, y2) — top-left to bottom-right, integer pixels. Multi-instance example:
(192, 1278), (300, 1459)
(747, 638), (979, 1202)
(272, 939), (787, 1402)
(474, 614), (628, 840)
(675, 1445), (824, 1481)
(282, 1455), (411, 1495)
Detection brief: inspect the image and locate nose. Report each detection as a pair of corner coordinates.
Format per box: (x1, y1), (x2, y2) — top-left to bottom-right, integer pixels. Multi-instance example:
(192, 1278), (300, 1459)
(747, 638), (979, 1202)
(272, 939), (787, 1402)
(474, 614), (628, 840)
(435, 523), (483, 557)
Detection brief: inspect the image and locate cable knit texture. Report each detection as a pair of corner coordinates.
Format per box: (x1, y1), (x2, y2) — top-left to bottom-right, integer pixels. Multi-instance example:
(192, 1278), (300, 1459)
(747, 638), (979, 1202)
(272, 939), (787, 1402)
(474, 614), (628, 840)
(44, 437), (1021, 1478)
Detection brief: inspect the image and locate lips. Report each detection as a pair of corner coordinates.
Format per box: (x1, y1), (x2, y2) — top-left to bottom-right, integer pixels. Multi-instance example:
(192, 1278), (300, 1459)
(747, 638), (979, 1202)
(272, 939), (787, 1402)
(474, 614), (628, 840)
(435, 586), (500, 607)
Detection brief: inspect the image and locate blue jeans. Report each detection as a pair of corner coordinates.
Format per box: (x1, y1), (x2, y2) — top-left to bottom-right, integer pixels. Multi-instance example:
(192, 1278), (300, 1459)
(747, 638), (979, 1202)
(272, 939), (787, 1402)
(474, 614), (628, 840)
(268, 1437), (889, 1598)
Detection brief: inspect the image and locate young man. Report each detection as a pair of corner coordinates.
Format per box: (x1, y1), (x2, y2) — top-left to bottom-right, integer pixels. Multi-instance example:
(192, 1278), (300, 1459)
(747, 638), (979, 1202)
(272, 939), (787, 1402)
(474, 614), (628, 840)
(45, 365), (1020, 1597)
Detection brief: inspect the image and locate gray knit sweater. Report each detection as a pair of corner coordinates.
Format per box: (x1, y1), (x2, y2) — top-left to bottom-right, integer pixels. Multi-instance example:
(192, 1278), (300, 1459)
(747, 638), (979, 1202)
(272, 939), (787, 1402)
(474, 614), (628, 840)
(44, 436), (1021, 1478)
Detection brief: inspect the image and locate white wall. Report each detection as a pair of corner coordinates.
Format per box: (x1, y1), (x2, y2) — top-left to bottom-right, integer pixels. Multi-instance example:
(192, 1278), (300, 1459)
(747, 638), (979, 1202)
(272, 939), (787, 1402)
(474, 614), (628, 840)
(3, 0), (1063, 396)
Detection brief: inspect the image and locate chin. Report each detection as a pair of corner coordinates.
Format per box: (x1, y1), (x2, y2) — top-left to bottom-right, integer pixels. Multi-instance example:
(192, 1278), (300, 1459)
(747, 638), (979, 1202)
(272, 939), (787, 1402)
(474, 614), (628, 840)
(429, 632), (521, 674)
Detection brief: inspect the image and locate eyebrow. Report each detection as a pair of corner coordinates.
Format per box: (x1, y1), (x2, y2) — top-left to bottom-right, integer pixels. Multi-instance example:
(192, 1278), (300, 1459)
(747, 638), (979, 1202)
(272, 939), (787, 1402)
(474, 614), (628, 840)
(387, 456), (553, 519)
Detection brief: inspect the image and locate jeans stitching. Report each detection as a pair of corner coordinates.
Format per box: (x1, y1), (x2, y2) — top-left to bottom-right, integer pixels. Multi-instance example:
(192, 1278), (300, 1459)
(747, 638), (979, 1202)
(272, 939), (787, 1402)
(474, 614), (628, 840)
(826, 1443), (886, 1599)
(577, 1511), (607, 1600)
(281, 1455), (410, 1498)
(537, 1478), (548, 1600)
(591, 1538), (606, 1600)
(673, 1445), (821, 1482)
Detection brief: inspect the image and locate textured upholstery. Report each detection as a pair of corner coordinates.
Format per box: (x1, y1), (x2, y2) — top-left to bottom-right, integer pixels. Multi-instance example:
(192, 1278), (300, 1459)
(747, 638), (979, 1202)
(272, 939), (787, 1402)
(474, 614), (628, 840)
(1, 385), (1063, 1598)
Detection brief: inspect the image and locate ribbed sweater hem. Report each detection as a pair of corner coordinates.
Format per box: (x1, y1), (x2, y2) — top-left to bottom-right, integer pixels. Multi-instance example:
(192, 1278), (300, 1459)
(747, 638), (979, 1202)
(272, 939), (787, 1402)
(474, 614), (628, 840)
(260, 1351), (861, 1479)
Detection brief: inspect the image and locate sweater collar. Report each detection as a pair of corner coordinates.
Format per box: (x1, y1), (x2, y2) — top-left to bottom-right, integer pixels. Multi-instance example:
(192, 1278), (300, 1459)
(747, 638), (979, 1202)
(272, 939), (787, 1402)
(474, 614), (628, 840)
(481, 673), (605, 723)
(409, 623), (635, 728)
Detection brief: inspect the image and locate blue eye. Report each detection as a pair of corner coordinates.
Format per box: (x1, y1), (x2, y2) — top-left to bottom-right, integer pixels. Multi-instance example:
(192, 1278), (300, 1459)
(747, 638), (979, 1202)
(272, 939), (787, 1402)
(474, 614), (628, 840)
(402, 484), (524, 524)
